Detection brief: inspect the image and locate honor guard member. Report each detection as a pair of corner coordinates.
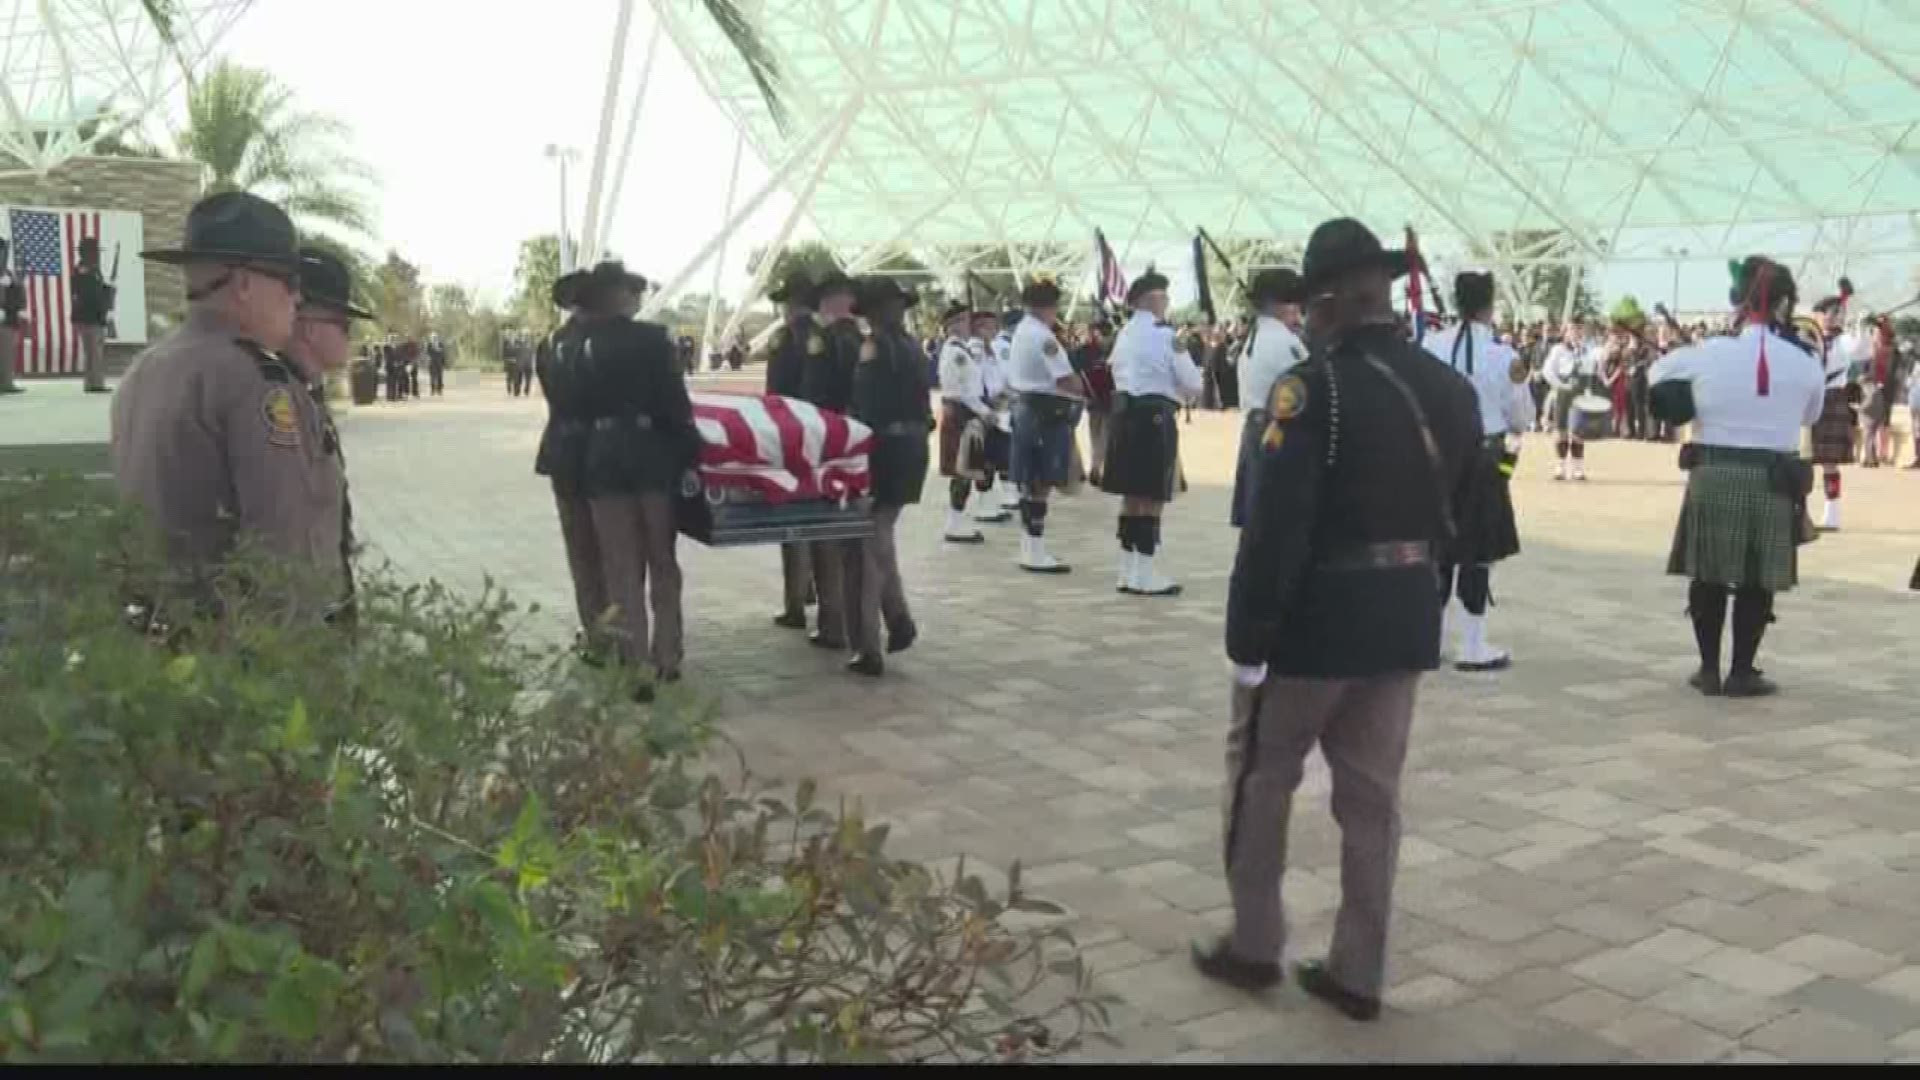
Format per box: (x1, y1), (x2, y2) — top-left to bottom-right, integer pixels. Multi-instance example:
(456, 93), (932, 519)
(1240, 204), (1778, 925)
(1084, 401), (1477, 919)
(844, 277), (931, 677)
(1006, 278), (1083, 573)
(1542, 321), (1593, 480)
(535, 268), (608, 664)
(1650, 256), (1823, 698)
(1102, 270), (1203, 595)
(109, 192), (347, 614)
(284, 245), (376, 620)
(425, 332), (448, 395)
(973, 309), (1020, 516)
(1231, 269), (1309, 527)
(1807, 285), (1859, 530)
(0, 238), (24, 394)
(573, 260), (698, 698)
(73, 236), (115, 392)
(797, 269), (863, 650)
(761, 269), (824, 630)
(1195, 219), (1480, 1022)
(1422, 272), (1531, 671)
(937, 300), (992, 543)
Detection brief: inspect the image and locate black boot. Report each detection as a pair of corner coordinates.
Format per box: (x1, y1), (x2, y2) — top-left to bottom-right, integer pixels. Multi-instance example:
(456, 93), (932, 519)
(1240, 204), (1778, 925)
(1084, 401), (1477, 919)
(1188, 937), (1280, 992)
(1686, 581), (1726, 696)
(847, 653), (884, 678)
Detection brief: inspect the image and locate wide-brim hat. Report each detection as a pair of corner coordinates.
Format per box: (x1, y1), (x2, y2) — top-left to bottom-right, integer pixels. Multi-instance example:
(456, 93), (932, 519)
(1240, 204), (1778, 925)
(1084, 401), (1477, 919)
(852, 276), (917, 317)
(141, 190), (301, 267)
(1248, 268), (1304, 306)
(767, 269), (815, 306)
(1020, 279), (1062, 308)
(1125, 270), (1170, 307)
(296, 247), (374, 320)
(586, 259), (648, 294)
(812, 269), (857, 302)
(1300, 218), (1408, 293)
(551, 269), (588, 308)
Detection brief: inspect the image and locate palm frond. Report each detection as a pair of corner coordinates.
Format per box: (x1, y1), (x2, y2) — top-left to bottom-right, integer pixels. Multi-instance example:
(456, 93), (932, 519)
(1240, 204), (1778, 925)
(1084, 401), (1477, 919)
(700, 0), (786, 131)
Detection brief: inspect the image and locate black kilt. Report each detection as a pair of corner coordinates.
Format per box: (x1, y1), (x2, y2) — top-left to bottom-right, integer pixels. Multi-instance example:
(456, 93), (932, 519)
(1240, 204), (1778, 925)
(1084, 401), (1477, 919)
(1446, 440), (1520, 565)
(868, 430), (929, 509)
(1099, 394), (1180, 502)
(1809, 387), (1855, 465)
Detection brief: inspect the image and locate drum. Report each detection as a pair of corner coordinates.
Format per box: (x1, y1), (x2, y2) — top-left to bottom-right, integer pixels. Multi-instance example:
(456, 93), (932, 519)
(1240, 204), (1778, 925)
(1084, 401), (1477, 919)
(1570, 393), (1613, 441)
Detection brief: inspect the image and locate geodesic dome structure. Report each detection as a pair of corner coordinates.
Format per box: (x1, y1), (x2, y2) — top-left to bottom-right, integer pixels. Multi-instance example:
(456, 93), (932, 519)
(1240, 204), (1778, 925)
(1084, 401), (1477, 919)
(652, 0), (1920, 318)
(1, 0), (252, 176)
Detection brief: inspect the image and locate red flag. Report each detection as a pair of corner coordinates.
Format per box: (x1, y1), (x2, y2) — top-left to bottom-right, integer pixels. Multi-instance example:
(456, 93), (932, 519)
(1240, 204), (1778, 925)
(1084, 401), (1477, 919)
(1405, 227), (1426, 340)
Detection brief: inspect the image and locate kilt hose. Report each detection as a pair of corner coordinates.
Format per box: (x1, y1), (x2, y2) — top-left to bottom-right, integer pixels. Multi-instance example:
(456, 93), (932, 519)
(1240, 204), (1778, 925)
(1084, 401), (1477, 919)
(1809, 387), (1856, 465)
(1099, 394), (1180, 503)
(1667, 451), (1799, 592)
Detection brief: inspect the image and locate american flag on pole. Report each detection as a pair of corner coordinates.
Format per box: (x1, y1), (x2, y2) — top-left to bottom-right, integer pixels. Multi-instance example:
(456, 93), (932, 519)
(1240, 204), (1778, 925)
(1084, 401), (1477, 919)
(8, 207), (101, 375)
(1094, 228), (1127, 310)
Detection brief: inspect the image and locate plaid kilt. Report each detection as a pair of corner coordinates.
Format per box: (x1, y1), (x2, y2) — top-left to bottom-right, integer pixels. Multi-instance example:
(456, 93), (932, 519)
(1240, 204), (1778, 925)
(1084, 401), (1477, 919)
(938, 401), (973, 478)
(1666, 458), (1798, 591)
(1099, 394), (1180, 502)
(1809, 388), (1855, 465)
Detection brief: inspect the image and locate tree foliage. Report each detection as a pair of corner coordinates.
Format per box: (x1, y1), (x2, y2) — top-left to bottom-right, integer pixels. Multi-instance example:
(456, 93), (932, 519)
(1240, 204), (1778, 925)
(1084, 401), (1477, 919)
(0, 475), (1111, 1063)
(371, 252), (427, 341)
(745, 241), (840, 293)
(178, 60), (377, 242)
(511, 236), (565, 339)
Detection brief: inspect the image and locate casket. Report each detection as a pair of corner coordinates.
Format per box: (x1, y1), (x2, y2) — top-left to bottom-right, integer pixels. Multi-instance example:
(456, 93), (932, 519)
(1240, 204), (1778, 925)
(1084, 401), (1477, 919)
(676, 392), (875, 547)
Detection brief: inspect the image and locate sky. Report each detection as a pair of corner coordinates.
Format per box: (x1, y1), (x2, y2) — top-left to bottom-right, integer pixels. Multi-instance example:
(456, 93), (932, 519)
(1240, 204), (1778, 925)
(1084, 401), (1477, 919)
(193, 0), (1915, 321)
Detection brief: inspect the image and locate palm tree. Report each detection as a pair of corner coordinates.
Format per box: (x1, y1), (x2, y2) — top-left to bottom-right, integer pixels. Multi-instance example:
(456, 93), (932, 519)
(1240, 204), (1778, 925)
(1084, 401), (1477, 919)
(178, 60), (376, 241)
(700, 0), (786, 128)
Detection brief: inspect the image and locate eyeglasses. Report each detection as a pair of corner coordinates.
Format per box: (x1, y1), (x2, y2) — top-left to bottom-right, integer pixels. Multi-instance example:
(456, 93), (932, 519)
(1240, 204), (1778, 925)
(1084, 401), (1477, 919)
(237, 263), (301, 294)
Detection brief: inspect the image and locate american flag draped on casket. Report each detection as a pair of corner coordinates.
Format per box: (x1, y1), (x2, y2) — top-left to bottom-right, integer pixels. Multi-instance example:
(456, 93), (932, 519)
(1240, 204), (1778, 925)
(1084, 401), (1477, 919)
(690, 391), (873, 503)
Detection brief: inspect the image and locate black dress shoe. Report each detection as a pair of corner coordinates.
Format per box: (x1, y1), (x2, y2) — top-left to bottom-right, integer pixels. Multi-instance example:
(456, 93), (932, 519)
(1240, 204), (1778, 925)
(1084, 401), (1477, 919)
(1295, 960), (1380, 1022)
(1721, 668), (1778, 698)
(886, 623), (917, 654)
(1188, 938), (1281, 992)
(84, 385), (112, 393)
(847, 653), (884, 678)
(808, 631), (845, 650)
(772, 611), (807, 630)
(1687, 667), (1722, 696)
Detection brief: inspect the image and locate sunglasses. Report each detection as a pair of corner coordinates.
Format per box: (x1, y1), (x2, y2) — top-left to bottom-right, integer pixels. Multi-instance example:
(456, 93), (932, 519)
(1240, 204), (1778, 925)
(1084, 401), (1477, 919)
(235, 263), (302, 293)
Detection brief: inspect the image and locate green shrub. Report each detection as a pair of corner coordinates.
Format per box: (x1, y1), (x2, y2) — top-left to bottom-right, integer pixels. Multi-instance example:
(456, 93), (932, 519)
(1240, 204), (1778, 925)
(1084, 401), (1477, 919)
(0, 475), (1110, 1063)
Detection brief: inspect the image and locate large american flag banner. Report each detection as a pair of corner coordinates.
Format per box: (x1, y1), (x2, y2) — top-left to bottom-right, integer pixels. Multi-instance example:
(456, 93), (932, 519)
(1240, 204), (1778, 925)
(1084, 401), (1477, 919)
(690, 391), (873, 503)
(7, 207), (103, 375)
(1094, 228), (1127, 310)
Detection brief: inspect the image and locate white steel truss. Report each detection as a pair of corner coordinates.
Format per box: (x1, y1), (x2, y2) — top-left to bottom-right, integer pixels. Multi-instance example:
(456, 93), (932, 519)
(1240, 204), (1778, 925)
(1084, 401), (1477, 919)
(642, 0), (1920, 319)
(1, 0), (251, 177)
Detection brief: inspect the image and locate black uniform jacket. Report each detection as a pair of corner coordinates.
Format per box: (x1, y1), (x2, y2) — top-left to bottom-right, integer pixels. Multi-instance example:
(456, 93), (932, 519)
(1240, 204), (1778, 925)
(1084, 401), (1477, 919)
(578, 316), (699, 497)
(852, 325), (932, 509)
(1227, 322), (1481, 679)
(71, 267), (113, 326)
(801, 315), (863, 414)
(534, 316), (591, 495)
(764, 317), (821, 399)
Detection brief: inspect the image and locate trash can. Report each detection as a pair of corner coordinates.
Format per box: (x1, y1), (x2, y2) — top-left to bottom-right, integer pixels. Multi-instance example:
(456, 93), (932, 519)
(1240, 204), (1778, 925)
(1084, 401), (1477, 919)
(350, 360), (379, 405)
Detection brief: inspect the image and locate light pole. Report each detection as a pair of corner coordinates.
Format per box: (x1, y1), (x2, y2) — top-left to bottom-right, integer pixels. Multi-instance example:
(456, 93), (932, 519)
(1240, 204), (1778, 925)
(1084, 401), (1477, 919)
(1663, 246), (1689, 314)
(545, 144), (580, 272)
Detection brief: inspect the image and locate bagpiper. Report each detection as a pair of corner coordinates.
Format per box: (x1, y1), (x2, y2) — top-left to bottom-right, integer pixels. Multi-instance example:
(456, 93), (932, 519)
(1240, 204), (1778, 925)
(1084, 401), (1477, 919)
(1101, 270), (1203, 595)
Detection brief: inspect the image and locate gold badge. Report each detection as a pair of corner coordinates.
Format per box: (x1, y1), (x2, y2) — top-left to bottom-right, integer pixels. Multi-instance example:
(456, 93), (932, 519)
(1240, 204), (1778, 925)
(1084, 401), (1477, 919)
(263, 386), (301, 448)
(807, 332), (825, 357)
(1261, 422), (1285, 451)
(859, 339), (877, 364)
(1508, 355), (1530, 384)
(1042, 339), (1060, 358)
(1269, 375), (1307, 421)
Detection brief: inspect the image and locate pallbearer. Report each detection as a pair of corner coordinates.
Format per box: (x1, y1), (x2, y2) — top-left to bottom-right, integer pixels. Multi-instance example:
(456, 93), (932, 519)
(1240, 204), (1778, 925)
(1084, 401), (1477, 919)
(1231, 269), (1309, 528)
(936, 301), (991, 543)
(1421, 271), (1531, 670)
(1005, 278), (1083, 573)
(1101, 270), (1203, 595)
(760, 269), (824, 629)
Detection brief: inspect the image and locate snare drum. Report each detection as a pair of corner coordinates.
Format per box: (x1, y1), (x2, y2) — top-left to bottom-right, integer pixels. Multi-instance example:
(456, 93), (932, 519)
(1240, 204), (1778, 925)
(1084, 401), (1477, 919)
(1570, 393), (1613, 441)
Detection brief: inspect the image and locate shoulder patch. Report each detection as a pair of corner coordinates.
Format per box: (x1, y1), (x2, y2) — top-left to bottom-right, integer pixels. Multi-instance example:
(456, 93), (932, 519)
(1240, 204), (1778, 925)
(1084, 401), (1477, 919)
(1269, 373), (1308, 421)
(1042, 339), (1060, 357)
(263, 386), (302, 449)
(859, 338), (878, 364)
(1509, 354), (1530, 384)
(1261, 421), (1285, 451)
(807, 331), (825, 357)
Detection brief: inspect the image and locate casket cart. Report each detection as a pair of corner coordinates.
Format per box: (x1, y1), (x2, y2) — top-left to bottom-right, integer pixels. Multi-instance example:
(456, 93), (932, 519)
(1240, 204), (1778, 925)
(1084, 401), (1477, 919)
(675, 392), (875, 547)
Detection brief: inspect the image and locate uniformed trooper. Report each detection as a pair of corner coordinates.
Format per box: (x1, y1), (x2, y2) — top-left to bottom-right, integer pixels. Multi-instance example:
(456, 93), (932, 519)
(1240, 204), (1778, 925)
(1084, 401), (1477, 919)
(0, 239), (24, 395)
(1194, 218), (1480, 1023)
(534, 268), (606, 664)
(109, 191), (345, 616)
(843, 276), (931, 677)
(425, 332), (448, 395)
(73, 236), (115, 392)
(1005, 279), (1084, 573)
(760, 268), (824, 630)
(1231, 269), (1309, 528)
(1422, 271), (1533, 671)
(570, 259), (698, 700)
(1650, 256), (1823, 698)
(1101, 270), (1203, 595)
(936, 300), (991, 543)
(797, 268), (863, 650)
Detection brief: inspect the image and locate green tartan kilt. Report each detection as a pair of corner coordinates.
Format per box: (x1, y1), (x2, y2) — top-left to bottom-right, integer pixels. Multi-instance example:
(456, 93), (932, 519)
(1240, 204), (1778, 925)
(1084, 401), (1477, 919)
(1665, 459), (1798, 591)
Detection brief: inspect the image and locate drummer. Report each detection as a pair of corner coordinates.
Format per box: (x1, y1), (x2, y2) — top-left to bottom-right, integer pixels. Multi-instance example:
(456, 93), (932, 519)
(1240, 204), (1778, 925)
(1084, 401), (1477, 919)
(1543, 320), (1599, 481)
(1231, 269), (1309, 528)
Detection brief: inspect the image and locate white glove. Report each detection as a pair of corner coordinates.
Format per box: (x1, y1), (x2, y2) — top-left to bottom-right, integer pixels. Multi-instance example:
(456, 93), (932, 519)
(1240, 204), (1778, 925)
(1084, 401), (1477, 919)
(1231, 663), (1268, 688)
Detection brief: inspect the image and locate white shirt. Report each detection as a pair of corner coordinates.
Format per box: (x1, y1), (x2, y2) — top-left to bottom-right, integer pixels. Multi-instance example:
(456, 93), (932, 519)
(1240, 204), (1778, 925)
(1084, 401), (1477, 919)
(1542, 341), (1592, 390)
(1007, 314), (1073, 394)
(937, 336), (989, 415)
(1829, 329), (1869, 387)
(1649, 326), (1824, 452)
(1110, 310), (1203, 403)
(1424, 321), (1529, 436)
(1239, 315), (1308, 416)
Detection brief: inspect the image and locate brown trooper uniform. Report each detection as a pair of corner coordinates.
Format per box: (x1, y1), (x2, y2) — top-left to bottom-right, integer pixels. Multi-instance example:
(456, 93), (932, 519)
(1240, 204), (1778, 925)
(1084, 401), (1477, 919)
(534, 268), (602, 661)
(760, 269), (824, 631)
(109, 192), (348, 619)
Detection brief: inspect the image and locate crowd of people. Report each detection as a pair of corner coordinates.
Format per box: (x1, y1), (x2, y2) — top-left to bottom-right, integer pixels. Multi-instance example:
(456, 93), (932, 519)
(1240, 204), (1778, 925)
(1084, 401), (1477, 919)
(359, 331), (451, 401)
